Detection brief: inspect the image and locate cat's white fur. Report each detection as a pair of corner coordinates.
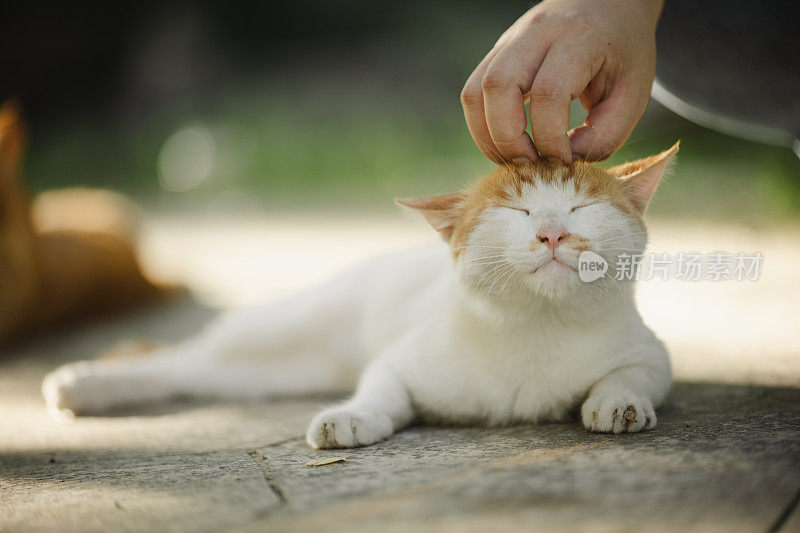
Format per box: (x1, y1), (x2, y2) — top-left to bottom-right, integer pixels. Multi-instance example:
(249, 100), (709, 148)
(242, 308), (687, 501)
(43, 152), (676, 448)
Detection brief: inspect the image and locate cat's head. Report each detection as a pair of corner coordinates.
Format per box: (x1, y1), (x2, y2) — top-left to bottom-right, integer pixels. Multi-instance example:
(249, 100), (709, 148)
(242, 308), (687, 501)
(397, 143), (678, 309)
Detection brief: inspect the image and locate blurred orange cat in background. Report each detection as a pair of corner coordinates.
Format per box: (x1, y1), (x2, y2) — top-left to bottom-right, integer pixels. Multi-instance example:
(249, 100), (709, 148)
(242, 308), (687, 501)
(0, 99), (167, 347)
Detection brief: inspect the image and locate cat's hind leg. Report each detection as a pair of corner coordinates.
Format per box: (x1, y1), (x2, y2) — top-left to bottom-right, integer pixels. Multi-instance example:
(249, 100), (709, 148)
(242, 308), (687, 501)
(43, 269), (370, 417)
(43, 336), (360, 418)
(43, 342), (211, 417)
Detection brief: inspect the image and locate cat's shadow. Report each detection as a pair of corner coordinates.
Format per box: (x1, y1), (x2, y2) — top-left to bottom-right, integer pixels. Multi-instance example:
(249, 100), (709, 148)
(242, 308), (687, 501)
(90, 393), (344, 418)
(5, 293), (218, 364)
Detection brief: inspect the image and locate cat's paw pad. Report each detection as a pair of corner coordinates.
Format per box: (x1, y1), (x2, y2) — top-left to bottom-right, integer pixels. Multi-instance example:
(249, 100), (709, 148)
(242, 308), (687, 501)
(42, 361), (114, 418)
(581, 394), (656, 434)
(306, 408), (393, 449)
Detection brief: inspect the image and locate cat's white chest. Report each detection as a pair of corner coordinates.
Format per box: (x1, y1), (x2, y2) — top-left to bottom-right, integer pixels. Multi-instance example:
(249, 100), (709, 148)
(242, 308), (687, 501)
(390, 321), (611, 426)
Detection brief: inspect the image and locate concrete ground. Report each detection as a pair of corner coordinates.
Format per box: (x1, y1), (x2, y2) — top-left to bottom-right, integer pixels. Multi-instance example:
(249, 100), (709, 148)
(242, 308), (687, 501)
(2, 215), (799, 532)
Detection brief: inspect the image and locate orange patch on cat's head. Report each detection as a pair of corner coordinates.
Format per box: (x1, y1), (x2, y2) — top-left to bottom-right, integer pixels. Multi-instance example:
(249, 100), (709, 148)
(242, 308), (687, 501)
(397, 143), (679, 257)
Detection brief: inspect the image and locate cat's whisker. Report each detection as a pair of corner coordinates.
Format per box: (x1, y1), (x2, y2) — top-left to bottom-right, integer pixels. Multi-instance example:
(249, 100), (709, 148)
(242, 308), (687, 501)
(475, 262), (509, 290)
(594, 232), (649, 245)
(460, 252), (507, 265)
(452, 244), (507, 251)
(463, 261), (506, 271)
(461, 254), (507, 266)
(475, 259), (511, 291)
(484, 261), (519, 297)
(486, 266), (510, 297)
(459, 251), (507, 259)
(594, 229), (684, 245)
(498, 264), (520, 295)
(462, 259), (505, 267)
(645, 231), (691, 246)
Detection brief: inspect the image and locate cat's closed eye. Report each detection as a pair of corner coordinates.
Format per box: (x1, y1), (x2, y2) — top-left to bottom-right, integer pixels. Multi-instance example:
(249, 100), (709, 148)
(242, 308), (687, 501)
(569, 203), (593, 213)
(504, 206), (530, 216)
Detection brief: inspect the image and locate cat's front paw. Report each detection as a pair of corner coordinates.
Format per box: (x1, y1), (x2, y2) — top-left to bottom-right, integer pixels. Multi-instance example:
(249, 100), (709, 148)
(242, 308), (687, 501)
(306, 407), (393, 449)
(42, 361), (114, 418)
(581, 393), (656, 434)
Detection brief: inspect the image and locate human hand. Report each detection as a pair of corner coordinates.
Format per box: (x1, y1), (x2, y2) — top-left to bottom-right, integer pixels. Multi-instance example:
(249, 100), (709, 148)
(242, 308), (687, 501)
(460, 0), (664, 164)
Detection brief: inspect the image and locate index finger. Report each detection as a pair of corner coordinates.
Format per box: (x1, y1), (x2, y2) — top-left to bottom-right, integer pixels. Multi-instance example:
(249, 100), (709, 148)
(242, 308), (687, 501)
(461, 49), (507, 165)
(480, 41), (548, 164)
(529, 44), (598, 162)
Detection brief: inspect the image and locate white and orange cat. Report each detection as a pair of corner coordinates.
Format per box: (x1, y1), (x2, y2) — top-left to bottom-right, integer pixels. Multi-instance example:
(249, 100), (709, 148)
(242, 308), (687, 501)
(43, 144), (678, 449)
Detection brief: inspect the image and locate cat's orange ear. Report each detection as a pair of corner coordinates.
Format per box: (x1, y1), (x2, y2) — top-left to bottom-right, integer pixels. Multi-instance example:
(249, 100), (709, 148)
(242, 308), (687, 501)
(0, 98), (28, 177)
(610, 142), (679, 214)
(396, 193), (465, 242)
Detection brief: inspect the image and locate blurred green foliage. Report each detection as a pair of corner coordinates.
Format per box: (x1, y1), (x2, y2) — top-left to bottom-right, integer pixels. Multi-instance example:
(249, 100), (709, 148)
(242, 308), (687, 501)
(24, 88), (799, 226)
(19, 0), (799, 226)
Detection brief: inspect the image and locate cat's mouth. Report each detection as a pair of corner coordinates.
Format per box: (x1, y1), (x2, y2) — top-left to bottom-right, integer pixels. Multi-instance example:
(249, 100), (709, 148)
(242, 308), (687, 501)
(531, 258), (577, 275)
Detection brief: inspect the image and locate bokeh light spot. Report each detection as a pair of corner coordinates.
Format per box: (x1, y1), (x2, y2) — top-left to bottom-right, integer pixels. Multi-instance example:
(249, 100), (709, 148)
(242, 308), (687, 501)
(157, 125), (215, 192)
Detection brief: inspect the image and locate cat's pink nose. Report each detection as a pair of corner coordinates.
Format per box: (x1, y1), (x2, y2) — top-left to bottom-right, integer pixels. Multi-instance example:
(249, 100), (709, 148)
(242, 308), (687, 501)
(537, 227), (569, 253)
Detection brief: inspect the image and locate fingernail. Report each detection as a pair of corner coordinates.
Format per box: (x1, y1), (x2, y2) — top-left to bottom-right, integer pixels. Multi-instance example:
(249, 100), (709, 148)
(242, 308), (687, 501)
(512, 157), (531, 166)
